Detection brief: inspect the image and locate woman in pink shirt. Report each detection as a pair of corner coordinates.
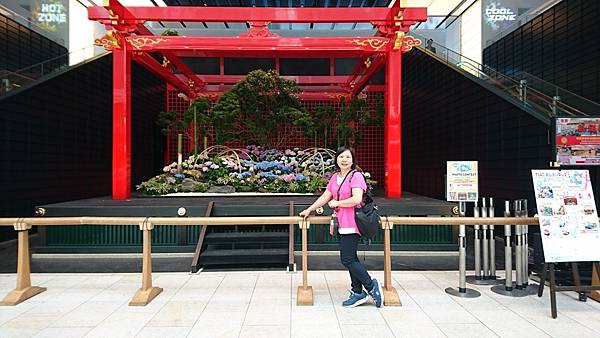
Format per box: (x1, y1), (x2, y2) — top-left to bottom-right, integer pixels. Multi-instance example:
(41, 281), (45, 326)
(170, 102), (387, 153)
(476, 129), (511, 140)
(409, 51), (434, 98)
(300, 147), (382, 308)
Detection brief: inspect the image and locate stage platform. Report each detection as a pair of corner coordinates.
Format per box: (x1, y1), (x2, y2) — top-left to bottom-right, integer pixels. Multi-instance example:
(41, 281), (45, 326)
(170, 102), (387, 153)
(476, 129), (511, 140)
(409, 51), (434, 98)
(33, 192), (458, 257)
(36, 191), (457, 217)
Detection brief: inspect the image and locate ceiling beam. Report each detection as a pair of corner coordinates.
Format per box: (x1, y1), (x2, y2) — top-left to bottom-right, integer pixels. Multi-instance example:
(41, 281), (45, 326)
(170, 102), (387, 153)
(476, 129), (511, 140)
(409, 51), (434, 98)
(89, 5), (426, 23)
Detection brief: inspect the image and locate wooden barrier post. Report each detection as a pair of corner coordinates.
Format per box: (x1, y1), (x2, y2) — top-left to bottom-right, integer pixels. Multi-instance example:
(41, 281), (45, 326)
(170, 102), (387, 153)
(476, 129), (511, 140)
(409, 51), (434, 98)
(296, 220), (313, 305)
(129, 220), (163, 306)
(288, 201), (296, 272)
(1, 219), (46, 305)
(382, 219), (401, 306)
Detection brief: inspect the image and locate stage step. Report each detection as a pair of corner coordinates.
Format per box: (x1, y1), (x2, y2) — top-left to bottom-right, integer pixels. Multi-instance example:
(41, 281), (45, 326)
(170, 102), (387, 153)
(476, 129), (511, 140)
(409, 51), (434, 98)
(198, 248), (289, 265)
(205, 231), (288, 242)
(198, 227), (290, 267)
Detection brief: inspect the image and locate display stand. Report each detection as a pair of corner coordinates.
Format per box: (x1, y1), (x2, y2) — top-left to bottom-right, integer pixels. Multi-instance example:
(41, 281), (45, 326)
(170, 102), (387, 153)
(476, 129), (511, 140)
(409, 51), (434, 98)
(537, 262), (600, 318)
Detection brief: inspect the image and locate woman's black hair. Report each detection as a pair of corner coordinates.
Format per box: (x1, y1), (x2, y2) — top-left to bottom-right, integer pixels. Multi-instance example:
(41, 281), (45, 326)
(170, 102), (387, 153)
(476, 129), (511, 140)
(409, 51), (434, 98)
(334, 146), (357, 171)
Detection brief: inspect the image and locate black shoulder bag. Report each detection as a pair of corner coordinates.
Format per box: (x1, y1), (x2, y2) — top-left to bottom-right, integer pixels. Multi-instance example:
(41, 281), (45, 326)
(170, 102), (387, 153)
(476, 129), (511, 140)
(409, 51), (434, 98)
(352, 172), (381, 241)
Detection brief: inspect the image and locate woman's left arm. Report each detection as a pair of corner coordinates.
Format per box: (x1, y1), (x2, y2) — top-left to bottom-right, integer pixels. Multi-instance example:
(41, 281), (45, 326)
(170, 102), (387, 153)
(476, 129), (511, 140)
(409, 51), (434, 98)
(329, 188), (363, 208)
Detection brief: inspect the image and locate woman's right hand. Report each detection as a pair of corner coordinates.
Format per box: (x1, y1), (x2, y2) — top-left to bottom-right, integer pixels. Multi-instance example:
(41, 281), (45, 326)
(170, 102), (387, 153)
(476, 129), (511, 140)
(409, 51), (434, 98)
(299, 209), (311, 219)
(329, 224), (335, 236)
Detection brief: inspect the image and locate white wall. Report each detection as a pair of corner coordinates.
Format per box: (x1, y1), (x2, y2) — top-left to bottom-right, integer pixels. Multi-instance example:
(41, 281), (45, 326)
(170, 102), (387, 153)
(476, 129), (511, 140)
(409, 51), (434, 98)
(68, 0), (97, 65)
(445, 16), (461, 56)
(460, 0), (482, 65)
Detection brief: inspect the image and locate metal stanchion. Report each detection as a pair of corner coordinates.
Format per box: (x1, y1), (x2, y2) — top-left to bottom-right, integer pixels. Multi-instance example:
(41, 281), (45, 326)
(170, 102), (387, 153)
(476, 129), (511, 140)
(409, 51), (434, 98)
(492, 200), (528, 297)
(489, 198), (497, 279)
(521, 199), (529, 287)
(468, 197), (500, 285)
(503, 201), (513, 290)
(446, 201), (481, 298)
(518, 199), (538, 294)
(494, 199), (536, 296)
(466, 201), (482, 284)
(514, 200), (523, 289)
(474, 200), (481, 280)
(482, 198), (490, 280)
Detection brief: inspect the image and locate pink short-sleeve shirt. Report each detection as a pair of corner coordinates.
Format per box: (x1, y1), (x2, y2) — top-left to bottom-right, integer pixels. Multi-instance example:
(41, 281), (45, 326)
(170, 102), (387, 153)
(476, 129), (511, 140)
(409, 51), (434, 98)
(326, 171), (367, 235)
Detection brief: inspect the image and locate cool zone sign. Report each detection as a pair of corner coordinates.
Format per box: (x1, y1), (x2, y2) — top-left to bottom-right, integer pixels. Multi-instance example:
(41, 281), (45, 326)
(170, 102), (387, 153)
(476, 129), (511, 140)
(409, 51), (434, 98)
(485, 7), (516, 22)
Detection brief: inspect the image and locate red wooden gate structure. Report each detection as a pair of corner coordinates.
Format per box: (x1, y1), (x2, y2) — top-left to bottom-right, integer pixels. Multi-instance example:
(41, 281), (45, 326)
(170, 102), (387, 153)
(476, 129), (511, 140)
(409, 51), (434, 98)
(88, 0), (426, 199)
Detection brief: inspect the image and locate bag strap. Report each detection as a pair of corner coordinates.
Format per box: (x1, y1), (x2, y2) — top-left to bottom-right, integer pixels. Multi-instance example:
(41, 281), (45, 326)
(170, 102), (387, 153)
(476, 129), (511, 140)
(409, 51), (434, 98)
(335, 170), (355, 201)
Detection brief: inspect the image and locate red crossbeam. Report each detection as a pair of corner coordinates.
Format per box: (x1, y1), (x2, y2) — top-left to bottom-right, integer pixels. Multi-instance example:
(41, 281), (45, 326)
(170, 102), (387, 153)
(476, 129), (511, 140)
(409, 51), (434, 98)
(132, 53), (194, 98)
(350, 54), (386, 97)
(125, 36), (391, 52)
(133, 24), (206, 92)
(189, 75), (349, 85)
(89, 6), (426, 23)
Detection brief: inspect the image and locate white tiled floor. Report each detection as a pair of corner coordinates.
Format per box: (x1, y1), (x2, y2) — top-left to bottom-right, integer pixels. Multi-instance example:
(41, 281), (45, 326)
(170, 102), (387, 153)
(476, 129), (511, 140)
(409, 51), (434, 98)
(0, 271), (599, 337)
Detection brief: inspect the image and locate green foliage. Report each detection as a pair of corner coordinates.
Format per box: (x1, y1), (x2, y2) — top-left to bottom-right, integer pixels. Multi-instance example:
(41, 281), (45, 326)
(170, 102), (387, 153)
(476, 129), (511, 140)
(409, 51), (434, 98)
(156, 110), (184, 135)
(211, 69), (312, 147)
(183, 97), (212, 153)
(161, 29), (179, 36)
(312, 106), (335, 148)
(136, 176), (179, 195)
(183, 97), (211, 128)
(366, 96), (385, 125)
(211, 91), (242, 144)
(336, 97), (368, 148)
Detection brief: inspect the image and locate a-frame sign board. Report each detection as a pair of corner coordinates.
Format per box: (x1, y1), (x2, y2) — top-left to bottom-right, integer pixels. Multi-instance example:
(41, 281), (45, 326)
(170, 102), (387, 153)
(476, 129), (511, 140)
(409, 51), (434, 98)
(532, 170), (600, 318)
(537, 262), (600, 318)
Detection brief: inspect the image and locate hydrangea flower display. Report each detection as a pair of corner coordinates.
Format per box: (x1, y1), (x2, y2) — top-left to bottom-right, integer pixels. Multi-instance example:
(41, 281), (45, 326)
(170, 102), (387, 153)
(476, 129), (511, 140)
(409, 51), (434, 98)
(137, 146), (375, 195)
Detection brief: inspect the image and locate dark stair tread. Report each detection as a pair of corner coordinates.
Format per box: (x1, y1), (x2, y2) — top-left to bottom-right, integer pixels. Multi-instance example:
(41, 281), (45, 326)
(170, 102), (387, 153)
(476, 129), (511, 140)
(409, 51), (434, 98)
(205, 232), (289, 240)
(201, 248), (288, 257)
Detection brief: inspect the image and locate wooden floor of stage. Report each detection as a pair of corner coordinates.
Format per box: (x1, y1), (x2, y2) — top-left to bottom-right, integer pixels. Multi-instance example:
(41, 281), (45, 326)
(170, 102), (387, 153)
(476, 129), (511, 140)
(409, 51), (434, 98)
(37, 191), (457, 217)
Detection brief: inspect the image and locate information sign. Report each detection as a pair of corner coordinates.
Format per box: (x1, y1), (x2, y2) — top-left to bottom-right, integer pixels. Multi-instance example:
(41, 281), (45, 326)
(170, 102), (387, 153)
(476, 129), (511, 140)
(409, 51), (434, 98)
(531, 170), (600, 262)
(446, 161), (478, 202)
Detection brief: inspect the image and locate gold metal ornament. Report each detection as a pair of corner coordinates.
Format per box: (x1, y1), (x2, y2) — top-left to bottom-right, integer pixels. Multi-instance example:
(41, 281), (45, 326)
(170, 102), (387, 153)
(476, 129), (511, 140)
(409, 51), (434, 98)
(127, 37), (167, 50)
(347, 38), (389, 51)
(94, 30), (121, 51)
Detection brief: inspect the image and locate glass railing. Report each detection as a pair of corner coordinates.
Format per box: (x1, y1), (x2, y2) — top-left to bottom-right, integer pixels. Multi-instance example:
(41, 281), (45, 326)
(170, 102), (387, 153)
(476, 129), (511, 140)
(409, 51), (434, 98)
(0, 3), (66, 47)
(0, 46), (106, 96)
(409, 32), (600, 118)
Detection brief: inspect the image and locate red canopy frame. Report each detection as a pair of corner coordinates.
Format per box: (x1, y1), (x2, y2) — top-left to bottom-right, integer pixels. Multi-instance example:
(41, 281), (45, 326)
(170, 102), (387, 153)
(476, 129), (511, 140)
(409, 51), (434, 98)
(89, 0), (426, 199)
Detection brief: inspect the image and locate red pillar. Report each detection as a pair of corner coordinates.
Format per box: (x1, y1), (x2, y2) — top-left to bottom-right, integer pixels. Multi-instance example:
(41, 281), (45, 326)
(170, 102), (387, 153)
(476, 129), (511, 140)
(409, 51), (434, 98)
(384, 48), (402, 198)
(112, 47), (132, 199)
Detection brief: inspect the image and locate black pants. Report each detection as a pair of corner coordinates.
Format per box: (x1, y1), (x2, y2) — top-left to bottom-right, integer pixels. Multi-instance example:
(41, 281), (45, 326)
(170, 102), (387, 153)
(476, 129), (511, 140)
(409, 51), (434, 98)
(339, 233), (373, 294)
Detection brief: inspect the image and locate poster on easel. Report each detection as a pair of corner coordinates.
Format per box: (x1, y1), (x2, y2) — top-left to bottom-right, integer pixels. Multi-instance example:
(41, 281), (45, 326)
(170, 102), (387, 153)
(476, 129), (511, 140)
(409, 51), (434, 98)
(446, 161), (478, 202)
(531, 170), (600, 262)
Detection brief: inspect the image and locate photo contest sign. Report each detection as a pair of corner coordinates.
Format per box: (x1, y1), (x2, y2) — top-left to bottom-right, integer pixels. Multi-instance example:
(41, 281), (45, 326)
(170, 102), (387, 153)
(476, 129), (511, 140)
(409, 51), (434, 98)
(532, 170), (600, 262)
(446, 161), (478, 202)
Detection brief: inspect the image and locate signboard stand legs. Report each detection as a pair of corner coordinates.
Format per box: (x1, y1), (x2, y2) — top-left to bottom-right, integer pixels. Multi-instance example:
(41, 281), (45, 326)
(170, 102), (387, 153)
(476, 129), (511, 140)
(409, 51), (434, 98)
(445, 202), (481, 298)
(537, 262), (600, 318)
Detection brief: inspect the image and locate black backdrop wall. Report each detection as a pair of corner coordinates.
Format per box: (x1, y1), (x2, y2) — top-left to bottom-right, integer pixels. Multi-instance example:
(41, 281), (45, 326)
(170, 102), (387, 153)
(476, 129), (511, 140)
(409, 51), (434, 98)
(483, 0), (600, 104)
(0, 13), (68, 73)
(0, 54), (165, 241)
(402, 48), (551, 209)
